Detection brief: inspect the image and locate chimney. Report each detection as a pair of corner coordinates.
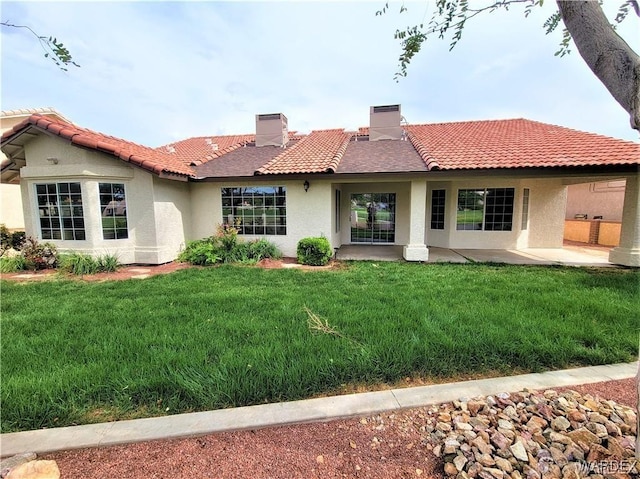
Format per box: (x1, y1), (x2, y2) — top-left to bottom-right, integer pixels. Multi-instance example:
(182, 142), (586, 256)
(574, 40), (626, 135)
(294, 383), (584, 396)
(255, 113), (288, 147)
(369, 104), (402, 141)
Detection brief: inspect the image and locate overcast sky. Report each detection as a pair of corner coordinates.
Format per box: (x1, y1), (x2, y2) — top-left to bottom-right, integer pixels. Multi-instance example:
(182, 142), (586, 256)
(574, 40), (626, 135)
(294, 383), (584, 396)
(2, 1), (638, 147)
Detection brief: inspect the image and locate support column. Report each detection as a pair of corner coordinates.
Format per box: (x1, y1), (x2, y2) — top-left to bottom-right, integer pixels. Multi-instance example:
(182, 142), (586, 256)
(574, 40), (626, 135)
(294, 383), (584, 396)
(609, 175), (640, 267)
(403, 180), (429, 261)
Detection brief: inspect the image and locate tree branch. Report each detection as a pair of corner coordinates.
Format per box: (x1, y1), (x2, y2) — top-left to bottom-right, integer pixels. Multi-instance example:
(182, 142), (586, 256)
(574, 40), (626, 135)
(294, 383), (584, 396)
(556, 1), (640, 130)
(1, 21), (80, 71)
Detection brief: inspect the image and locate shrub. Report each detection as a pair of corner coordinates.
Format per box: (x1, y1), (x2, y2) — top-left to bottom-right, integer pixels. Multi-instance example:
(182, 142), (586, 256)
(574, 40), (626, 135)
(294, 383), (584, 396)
(216, 223), (239, 255)
(1, 227), (26, 257)
(20, 237), (58, 270)
(11, 231), (26, 250)
(59, 253), (100, 275)
(0, 255), (27, 273)
(296, 236), (332, 266)
(97, 254), (120, 272)
(248, 238), (282, 261)
(178, 238), (221, 266)
(0, 224), (11, 253)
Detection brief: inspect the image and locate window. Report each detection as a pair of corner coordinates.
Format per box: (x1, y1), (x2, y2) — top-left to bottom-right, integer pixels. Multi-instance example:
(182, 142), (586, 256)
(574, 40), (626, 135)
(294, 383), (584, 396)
(521, 188), (530, 230)
(457, 188), (514, 231)
(221, 186), (286, 235)
(100, 183), (128, 239)
(430, 190), (446, 230)
(36, 183), (85, 240)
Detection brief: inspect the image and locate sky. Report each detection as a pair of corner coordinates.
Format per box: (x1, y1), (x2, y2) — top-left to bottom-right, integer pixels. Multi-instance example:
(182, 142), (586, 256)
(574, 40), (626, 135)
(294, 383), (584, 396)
(2, 1), (639, 147)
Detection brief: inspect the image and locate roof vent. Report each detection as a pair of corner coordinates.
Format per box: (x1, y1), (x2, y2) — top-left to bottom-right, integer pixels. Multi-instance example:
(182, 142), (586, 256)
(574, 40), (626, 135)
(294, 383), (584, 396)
(370, 104), (402, 141)
(256, 113), (288, 147)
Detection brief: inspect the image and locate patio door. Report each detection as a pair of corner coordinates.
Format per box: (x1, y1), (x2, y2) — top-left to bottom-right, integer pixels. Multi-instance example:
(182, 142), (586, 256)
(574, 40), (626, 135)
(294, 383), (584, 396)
(350, 193), (396, 243)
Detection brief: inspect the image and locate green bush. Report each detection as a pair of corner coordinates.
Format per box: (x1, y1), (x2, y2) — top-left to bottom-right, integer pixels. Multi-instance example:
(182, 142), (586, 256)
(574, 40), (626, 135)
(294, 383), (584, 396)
(296, 236), (332, 266)
(178, 238), (221, 266)
(20, 237), (58, 270)
(59, 253), (100, 275)
(97, 254), (120, 272)
(0, 255), (27, 273)
(0, 224), (11, 253)
(248, 238), (282, 261)
(0, 226), (26, 253)
(11, 231), (26, 250)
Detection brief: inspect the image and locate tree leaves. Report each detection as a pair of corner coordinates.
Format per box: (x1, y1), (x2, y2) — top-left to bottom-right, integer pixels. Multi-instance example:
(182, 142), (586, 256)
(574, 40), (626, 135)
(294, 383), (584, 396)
(0, 21), (80, 71)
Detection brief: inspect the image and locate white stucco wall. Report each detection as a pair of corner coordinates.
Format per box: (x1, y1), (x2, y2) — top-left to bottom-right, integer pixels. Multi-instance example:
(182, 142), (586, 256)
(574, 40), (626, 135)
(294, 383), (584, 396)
(0, 185), (23, 229)
(17, 135), (189, 264)
(425, 177), (566, 250)
(150, 176), (192, 264)
(565, 180), (625, 221)
(524, 179), (567, 248)
(190, 179), (333, 258)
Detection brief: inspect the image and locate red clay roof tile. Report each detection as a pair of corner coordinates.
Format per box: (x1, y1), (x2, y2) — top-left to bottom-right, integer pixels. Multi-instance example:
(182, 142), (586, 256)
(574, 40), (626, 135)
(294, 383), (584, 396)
(256, 129), (352, 175)
(1, 114), (194, 177)
(405, 119), (639, 170)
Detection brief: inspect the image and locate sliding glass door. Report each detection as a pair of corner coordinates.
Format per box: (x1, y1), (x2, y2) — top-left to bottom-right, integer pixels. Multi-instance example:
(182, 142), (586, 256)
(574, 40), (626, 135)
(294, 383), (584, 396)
(350, 193), (396, 243)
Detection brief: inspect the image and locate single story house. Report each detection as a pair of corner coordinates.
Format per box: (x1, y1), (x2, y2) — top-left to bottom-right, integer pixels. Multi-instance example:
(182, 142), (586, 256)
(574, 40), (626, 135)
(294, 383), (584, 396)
(1, 105), (638, 266)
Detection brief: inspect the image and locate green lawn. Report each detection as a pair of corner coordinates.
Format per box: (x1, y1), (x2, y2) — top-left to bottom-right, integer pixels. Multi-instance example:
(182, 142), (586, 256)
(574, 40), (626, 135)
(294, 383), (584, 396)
(1, 262), (638, 432)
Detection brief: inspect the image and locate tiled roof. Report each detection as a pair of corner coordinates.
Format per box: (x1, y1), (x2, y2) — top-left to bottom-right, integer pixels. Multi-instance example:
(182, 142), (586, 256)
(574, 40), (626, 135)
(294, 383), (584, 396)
(158, 135), (255, 167)
(1, 114), (194, 177)
(1, 115), (637, 182)
(406, 119), (639, 171)
(256, 129), (352, 175)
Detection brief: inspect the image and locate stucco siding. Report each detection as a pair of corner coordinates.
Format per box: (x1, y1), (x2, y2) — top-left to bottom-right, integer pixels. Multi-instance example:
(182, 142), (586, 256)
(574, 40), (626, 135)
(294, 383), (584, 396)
(1, 185), (23, 229)
(190, 180), (333, 258)
(17, 135), (168, 264)
(525, 179), (566, 248)
(566, 180), (625, 221)
(151, 177), (191, 263)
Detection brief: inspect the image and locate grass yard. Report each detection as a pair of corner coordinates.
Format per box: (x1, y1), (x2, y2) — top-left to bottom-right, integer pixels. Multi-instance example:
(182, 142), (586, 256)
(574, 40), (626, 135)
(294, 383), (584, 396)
(1, 262), (638, 433)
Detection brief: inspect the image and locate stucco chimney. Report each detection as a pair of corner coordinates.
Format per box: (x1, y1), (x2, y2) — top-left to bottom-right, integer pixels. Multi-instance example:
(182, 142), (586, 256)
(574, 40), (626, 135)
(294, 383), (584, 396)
(369, 104), (402, 141)
(255, 113), (288, 147)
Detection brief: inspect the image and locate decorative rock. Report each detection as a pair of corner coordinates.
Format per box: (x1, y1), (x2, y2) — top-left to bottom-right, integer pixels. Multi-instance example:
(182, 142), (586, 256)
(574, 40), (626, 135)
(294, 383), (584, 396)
(525, 416), (547, 432)
(586, 422), (608, 438)
(0, 453), (38, 475)
(509, 442), (528, 462)
(472, 437), (494, 455)
(454, 454), (468, 472)
(566, 409), (586, 423)
(498, 420), (514, 431)
(468, 400), (486, 416)
(477, 454), (496, 467)
(445, 462), (460, 476)
(494, 457), (513, 473)
(6, 461), (60, 479)
(566, 427), (599, 446)
(456, 422), (474, 432)
(551, 416), (571, 432)
(491, 431), (512, 450)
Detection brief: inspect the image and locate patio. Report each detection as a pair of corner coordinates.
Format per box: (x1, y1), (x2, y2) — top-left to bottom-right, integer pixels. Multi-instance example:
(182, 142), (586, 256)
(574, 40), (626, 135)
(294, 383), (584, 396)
(336, 243), (616, 267)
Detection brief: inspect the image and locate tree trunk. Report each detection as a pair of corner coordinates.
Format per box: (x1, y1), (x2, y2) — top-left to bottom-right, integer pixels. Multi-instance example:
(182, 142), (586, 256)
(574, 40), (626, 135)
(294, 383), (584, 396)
(557, 0), (640, 132)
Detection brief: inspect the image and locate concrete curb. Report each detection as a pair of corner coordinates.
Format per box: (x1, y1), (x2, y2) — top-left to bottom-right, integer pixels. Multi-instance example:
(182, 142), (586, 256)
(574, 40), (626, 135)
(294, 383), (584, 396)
(1, 362), (636, 458)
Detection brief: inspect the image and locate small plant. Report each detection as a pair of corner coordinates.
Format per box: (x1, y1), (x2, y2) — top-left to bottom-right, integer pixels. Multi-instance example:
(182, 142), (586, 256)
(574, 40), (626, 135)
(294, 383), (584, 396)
(0, 255), (27, 273)
(178, 238), (221, 266)
(97, 254), (120, 272)
(11, 231), (26, 250)
(216, 223), (239, 255)
(296, 236), (332, 266)
(248, 239), (282, 261)
(59, 252), (99, 276)
(0, 224), (11, 254)
(20, 237), (58, 270)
